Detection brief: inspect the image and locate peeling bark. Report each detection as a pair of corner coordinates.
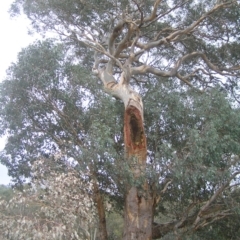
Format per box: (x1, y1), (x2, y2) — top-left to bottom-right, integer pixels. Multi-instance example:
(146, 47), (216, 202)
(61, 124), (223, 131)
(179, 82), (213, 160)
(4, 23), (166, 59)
(124, 106), (146, 168)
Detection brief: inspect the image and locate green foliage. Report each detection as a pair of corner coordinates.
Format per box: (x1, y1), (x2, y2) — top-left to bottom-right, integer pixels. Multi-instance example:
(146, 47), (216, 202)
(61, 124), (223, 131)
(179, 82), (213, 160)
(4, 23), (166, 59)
(107, 211), (124, 240)
(0, 40), (103, 182)
(2, 0), (240, 238)
(143, 81), (240, 224)
(1, 39), (240, 238)
(0, 185), (13, 201)
(10, 0), (240, 86)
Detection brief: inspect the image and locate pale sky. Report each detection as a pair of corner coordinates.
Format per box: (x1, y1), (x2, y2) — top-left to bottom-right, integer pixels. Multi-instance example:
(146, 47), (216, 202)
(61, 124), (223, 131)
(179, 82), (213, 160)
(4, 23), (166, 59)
(0, 1), (37, 185)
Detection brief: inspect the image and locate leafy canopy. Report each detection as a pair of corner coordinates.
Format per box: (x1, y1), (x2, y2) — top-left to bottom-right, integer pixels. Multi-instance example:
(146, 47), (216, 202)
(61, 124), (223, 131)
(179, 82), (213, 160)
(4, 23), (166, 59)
(1, 0), (240, 238)
(1, 41), (240, 234)
(10, 0), (240, 95)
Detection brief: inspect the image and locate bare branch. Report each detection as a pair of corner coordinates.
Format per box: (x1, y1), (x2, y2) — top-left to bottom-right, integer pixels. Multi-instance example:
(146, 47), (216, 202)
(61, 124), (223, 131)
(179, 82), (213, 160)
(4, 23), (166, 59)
(161, 180), (173, 195)
(194, 210), (232, 230)
(136, 1), (237, 54)
(193, 171), (240, 229)
(132, 51), (240, 87)
(85, 39), (124, 73)
(143, 0), (162, 23)
(132, 52), (198, 77)
(114, 23), (135, 58)
(109, 20), (126, 55)
(176, 73), (194, 87)
(131, 76), (147, 83)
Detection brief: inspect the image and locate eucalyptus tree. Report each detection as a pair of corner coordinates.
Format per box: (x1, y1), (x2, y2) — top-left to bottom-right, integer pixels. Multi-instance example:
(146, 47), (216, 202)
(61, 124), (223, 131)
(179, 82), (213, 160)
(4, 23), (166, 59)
(2, 0), (240, 239)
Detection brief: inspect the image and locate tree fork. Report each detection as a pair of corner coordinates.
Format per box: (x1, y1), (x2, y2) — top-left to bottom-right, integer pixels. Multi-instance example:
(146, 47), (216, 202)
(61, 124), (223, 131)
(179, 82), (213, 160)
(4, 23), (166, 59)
(123, 104), (153, 240)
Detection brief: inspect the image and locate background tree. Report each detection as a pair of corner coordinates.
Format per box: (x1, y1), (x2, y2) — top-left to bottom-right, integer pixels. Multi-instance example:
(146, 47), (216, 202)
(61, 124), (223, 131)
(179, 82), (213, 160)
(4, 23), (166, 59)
(0, 40), (124, 239)
(0, 156), (96, 240)
(1, 0), (240, 239)
(0, 185), (13, 201)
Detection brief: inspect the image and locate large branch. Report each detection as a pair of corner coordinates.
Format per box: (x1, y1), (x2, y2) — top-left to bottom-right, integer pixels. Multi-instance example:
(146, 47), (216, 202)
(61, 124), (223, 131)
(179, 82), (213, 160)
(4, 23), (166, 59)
(135, 1), (236, 55)
(131, 51), (240, 85)
(193, 171), (240, 229)
(114, 22), (135, 58)
(108, 0), (163, 59)
(152, 207), (232, 239)
(152, 202), (228, 239)
(109, 20), (126, 55)
(131, 52), (199, 77)
(152, 171), (240, 239)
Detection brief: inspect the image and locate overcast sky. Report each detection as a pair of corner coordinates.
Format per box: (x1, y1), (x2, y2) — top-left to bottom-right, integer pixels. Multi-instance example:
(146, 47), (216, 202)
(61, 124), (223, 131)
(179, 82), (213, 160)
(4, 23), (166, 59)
(0, 1), (37, 185)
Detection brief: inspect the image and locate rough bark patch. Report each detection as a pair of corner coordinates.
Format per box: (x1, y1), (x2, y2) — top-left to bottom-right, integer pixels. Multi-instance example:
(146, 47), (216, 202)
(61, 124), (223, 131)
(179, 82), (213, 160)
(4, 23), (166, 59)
(123, 187), (153, 240)
(124, 105), (147, 164)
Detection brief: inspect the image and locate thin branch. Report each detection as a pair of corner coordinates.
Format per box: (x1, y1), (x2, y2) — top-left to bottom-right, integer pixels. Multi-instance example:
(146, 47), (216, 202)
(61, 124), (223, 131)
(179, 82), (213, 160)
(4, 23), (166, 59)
(161, 180), (173, 195)
(142, 0), (162, 23)
(176, 73), (194, 87)
(131, 0), (144, 27)
(194, 210), (232, 230)
(145, 0), (190, 29)
(131, 76), (147, 83)
(85, 41), (124, 71)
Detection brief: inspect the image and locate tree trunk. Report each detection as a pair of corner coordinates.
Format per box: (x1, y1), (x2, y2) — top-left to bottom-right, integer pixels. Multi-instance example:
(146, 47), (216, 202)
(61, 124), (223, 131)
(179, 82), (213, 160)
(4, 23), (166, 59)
(93, 179), (108, 240)
(123, 186), (153, 240)
(122, 103), (153, 240)
(98, 65), (154, 239)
